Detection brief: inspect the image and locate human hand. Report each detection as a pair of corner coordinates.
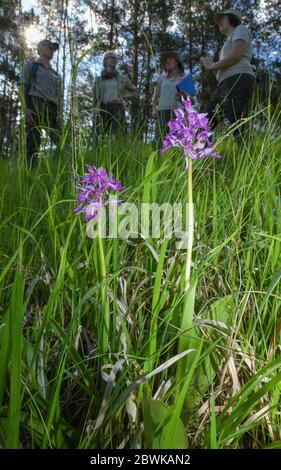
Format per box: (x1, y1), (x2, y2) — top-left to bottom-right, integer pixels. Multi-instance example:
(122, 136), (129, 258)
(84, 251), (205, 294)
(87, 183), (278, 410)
(200, 57), (214, 70)
(112, 97), (124, 104)
(25, 108), (36, 124)
(57, 113), (63, 129)
(176, 90), (187, 99)
(152, 108), (158, 119)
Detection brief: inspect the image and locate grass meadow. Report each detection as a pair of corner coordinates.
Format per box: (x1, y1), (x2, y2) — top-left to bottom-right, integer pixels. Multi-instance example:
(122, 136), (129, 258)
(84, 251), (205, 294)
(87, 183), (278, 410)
(0, 101), (280, 449)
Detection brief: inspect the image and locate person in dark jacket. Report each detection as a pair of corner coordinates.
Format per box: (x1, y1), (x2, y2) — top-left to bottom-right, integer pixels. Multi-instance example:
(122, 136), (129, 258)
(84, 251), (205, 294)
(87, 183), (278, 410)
(23, 39), (63, 165)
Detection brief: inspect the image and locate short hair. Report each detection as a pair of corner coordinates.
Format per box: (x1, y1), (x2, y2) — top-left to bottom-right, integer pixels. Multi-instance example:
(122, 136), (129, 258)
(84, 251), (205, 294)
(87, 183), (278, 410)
(227, 13), (241, 27)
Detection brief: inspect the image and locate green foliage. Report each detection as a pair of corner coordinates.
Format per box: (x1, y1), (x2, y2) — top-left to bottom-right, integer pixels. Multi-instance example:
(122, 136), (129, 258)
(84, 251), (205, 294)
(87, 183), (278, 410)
(143, 399), (188, 449)
(0, 105), (280, 449)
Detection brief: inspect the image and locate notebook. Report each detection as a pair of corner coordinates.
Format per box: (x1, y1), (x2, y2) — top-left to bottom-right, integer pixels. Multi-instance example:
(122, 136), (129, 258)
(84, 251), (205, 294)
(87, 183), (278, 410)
(176, 73), (196, 96)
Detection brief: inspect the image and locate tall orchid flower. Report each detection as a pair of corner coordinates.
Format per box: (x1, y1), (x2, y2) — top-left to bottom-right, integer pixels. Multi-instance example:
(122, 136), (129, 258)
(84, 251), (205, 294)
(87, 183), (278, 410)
(162, 97), (221, 288)
(162, 97), (221, 172)
(162, 97), (222, 400)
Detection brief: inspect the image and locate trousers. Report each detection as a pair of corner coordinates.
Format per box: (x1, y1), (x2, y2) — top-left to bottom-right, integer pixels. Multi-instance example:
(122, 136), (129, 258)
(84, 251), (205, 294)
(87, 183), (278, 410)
(206, 73), (255, 137)
(26, 96), (61, 163)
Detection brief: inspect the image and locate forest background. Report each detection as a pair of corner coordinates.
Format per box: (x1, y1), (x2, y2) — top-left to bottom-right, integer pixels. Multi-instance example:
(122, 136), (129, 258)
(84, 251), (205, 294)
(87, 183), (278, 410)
(0, 0), (281, 155)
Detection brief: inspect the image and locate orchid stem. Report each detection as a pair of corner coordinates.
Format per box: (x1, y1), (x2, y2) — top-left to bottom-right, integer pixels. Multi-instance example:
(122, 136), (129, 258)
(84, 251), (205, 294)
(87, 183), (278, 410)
(97, 219), (109, 356)
(185, 159), (194, 290)
(175, 157), (195, 400)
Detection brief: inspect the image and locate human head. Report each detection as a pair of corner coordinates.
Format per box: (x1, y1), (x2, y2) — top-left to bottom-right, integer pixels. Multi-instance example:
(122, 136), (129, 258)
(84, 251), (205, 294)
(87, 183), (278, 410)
(160, 51), (184, 75)
(214, 9), (241, 35)
(226, 13), (241, 27)
(103, 51), (121, 70)
(38, 39), (59, 59)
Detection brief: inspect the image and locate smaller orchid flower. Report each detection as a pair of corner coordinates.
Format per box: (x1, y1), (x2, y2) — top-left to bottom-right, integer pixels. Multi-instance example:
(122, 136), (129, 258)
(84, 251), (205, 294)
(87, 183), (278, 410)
(74, 165), (125, 223)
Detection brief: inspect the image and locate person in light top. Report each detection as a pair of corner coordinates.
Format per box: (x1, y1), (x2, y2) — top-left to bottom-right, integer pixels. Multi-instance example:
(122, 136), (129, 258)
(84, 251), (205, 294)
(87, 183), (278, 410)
(93, 51), (138, 138)
(200, 8), (255, 138)
(152, 51), (191, 146)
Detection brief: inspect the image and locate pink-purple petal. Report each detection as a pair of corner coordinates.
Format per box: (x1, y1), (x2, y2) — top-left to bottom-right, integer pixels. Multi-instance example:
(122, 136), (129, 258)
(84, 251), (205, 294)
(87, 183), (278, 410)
(161, 97), (222, 168)
(74, 165), (125, 224)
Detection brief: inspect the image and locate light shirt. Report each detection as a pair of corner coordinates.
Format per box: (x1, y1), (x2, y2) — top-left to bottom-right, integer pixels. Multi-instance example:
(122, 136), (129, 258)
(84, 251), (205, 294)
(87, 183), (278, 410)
(100, 78), (119, 102)
(23, 58), (62, 105)
(93, 73), (138, 107)
(157, 73), (188, 110)
(217, 25), (255, 84)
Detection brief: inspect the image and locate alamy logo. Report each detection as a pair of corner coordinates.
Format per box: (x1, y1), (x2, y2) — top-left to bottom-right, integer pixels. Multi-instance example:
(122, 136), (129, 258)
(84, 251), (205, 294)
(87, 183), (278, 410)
(85, 198), (194, 250)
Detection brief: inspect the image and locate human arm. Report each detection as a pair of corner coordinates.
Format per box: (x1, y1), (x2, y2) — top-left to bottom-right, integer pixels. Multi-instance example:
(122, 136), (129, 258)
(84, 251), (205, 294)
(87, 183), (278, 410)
(58, 95), (64, 115)
(110, 77), (138, 105)
(122, 77), (139, 101)
(24, 83), (36, 123)
(200, 40), (247, 71)
(93, 77), (101, 109)
(57, 76), (64, 121)
(22, 62), (36, 124)
(151, 82), (160, 118)
(57, 94), (64, 127)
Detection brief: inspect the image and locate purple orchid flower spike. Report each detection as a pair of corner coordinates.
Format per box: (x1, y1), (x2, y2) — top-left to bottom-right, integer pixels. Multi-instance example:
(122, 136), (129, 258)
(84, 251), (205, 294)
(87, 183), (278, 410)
(161, 97), (221, 169)
(74, 165), (125, 223)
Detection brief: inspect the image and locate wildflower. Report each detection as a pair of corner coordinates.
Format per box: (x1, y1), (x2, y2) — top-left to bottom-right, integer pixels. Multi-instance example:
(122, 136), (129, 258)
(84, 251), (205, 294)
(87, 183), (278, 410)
(162, 97), (221, 169)
(74, 165), (125, 223)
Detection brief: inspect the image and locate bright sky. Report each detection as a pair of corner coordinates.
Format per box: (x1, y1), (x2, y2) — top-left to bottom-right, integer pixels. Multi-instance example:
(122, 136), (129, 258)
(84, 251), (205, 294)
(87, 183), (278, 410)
(22, 0), (98, 49)
(22, 0), (40, 11)
(21, 0), (276, 68)
(22, 0), (268, 46)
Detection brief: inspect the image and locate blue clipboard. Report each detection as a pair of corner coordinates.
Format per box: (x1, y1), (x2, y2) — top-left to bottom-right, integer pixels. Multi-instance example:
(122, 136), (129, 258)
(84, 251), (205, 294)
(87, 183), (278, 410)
(176, 73), (196, 96)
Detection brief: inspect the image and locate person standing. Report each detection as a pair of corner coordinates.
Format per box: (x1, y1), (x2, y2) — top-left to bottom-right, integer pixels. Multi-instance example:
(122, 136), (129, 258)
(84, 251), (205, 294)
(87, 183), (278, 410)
(152, 51), (188, 145)
(200, 9), (255, 137)
(93, 51), (138, 138)
(23, 39), (63, 165)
